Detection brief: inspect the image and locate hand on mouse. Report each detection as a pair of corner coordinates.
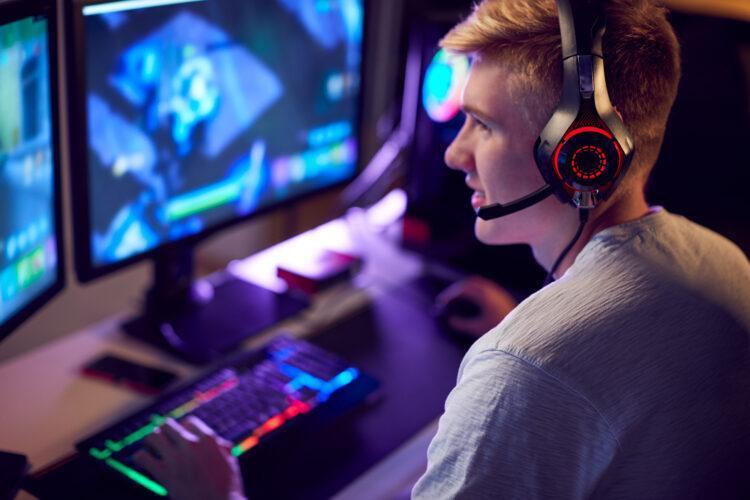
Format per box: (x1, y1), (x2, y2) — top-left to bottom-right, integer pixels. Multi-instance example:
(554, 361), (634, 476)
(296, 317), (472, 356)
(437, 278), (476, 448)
(133, 417), (246, 500)
(436, 275), (518, 338)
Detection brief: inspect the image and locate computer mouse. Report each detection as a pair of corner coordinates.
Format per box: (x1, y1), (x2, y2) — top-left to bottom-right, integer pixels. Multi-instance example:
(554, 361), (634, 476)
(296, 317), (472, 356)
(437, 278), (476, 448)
(441, 296), (482, 319)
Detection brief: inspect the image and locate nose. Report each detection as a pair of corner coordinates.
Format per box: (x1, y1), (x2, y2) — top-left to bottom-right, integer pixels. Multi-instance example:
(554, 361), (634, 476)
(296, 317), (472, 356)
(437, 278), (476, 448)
(444, 120), (474, 173)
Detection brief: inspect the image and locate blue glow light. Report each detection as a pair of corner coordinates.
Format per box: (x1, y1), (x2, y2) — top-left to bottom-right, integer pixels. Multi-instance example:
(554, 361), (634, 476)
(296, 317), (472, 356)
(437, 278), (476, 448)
(270, 347), (294, 362)
(318, 367), (358, 400)
(279, 364), (359, 400)
(307, 121), (352, 148)
(280, 364), (324, 390)
(83, 0), (205, 16)
(422, 49), (470, 123)
(330, 367), (358, 388)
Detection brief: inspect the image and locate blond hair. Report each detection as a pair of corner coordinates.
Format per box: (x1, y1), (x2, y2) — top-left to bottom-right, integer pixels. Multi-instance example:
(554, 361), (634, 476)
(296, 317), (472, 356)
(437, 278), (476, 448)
(441, 0), (681, 182)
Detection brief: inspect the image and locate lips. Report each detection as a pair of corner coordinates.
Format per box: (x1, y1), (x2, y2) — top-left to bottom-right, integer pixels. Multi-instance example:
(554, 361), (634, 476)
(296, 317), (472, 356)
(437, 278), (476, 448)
(471, 190), (487, 211)
(465, 176), (487, 212)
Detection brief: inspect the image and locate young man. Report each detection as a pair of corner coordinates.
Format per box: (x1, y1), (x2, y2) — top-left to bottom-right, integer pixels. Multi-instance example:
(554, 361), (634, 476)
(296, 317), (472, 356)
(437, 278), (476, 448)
(412, 0), (750, 497)
(136, 0), (750, 497)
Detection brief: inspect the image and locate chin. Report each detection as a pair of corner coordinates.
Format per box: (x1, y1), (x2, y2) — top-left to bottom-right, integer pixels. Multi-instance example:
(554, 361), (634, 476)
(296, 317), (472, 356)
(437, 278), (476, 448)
(474, 218), (524, 245)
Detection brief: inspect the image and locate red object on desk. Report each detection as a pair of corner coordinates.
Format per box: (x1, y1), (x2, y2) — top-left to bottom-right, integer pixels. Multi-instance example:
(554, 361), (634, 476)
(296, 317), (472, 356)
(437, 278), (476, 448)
(277, 249), (362, 295)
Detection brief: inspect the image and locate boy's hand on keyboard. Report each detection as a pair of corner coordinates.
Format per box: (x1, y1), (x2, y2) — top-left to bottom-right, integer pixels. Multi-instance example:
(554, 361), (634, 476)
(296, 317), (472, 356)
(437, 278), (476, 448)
(134, 416), (246, 500)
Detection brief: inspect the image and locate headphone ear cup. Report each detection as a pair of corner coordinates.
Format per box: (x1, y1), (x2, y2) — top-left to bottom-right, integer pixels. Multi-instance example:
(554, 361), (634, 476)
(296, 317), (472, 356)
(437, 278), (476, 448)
(552, 125), (623, 190)
(534, 119), (625, 208)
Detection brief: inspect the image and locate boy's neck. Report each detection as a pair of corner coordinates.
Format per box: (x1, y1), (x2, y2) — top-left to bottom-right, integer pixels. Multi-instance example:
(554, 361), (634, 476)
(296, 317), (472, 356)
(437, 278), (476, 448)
(543, 193), (651, 280)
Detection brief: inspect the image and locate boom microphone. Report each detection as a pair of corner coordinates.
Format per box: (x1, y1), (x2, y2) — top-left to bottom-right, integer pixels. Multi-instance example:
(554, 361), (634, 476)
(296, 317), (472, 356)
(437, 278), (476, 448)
(476, 184), (554, 220)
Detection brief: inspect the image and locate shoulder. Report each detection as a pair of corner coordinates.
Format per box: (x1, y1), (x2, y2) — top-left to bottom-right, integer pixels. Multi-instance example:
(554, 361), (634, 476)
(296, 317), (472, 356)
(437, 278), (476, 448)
(452, 346), (615, 435)
(473, 276), (614, 371)
(472, 210), (750, 432)
(413, 347), (619, 499)
(591, 209), (750, 331)
(479, 209), (750, 362)
(590, 209), (750, 286)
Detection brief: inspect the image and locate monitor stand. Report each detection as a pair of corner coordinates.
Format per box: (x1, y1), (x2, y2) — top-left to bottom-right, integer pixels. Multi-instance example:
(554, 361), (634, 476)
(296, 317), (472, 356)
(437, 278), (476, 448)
(122, 246), (308, 365)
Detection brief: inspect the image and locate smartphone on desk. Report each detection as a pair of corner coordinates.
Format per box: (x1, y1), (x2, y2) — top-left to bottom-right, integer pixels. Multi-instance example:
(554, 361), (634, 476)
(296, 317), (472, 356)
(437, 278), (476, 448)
(81, 354), (178, 395)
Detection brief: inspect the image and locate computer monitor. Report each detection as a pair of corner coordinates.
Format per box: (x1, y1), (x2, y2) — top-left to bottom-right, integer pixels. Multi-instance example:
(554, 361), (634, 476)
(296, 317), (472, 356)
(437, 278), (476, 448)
(66, 0), (365, 363)
(0, 0), (64, 343)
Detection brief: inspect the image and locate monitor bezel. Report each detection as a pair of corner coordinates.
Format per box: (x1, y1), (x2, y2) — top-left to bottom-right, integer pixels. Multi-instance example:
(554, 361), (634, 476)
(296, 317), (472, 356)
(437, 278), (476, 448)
(66, 0), (370, 283)
(0, 0), (65, 341)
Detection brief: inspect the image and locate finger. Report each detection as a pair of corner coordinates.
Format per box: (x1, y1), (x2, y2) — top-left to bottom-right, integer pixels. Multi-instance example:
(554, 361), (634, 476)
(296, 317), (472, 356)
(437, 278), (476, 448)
(132, 449), (167, 483)
(435, 288), (459, 309)
(447, 314), (485, 331)
(484, 281), (516, 303)
(218, 438), (233, 451)
(140, 436), (163, 460)
(465, 275), (497, 289)
(182, 416), (216, 438)
(143, 427), (175, 459)
(161, 418), (197, 449)
(458, 278), (495, 300)
(436, 281), (473, 308)
(478, 278), (518, 304)
(184, 417), (233, 452)
(438, 280), (488, 307)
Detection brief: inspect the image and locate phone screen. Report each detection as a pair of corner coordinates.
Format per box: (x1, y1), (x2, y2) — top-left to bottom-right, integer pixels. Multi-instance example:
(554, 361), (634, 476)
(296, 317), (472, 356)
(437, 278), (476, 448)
(82, 355), (177, 394)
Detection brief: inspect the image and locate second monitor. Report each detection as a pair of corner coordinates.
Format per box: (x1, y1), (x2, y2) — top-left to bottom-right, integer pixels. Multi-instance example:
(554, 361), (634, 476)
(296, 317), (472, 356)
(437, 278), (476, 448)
(0, 0), (64, 343)
(67, 0), (366, 363)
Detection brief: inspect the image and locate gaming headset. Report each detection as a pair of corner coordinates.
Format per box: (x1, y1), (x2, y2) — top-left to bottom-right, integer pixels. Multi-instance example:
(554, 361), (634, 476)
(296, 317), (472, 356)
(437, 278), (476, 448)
(474, 0), (634, 283)
(476, 0), (634, 220)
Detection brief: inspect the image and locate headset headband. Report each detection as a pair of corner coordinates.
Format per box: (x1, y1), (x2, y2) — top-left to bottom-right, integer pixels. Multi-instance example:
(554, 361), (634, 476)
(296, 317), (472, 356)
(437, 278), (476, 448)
(559, 0), (603, 58)
(536, 0), (634, 208)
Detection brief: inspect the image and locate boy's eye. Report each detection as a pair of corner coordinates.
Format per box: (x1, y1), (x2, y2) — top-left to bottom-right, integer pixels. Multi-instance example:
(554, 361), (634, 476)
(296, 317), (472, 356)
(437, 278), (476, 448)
(466, 113), (490, 133)
(460, 111), (492, 134)
(473, 116), (491, 133)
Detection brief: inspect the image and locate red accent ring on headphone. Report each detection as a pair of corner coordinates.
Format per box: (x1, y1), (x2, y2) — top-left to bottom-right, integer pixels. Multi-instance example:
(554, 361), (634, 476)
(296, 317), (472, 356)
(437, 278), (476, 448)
(552, 126), (624, 191)
(571, 145), (607, 180)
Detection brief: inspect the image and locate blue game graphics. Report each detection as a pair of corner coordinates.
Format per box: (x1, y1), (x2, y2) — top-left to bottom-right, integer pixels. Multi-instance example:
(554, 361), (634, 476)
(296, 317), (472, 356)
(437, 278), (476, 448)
(83, 0), (363, 265)
(0, 16), (58, 325)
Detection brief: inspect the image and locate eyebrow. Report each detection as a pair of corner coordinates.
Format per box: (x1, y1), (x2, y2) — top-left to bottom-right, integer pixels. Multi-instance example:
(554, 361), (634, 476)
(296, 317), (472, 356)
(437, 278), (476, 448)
(461, 104), (500, 129)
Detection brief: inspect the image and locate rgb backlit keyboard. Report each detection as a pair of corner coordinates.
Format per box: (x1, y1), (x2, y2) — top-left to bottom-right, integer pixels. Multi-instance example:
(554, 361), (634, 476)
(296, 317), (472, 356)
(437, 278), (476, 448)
(77, 336), (377, 497)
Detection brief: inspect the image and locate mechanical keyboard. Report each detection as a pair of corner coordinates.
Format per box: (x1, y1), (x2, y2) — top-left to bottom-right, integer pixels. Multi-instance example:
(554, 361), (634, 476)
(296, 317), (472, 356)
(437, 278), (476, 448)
(76, 335), (378, 497)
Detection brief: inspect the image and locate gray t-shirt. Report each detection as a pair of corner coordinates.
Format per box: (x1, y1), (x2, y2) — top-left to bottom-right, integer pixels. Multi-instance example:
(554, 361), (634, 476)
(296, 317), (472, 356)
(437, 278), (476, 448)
(412, 208), (750, 499)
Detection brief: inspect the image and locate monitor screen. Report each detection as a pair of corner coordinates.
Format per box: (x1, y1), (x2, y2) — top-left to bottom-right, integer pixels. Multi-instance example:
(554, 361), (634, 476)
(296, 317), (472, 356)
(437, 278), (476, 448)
(77, 0), (364, 270)
(0, 9), (61, 337)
